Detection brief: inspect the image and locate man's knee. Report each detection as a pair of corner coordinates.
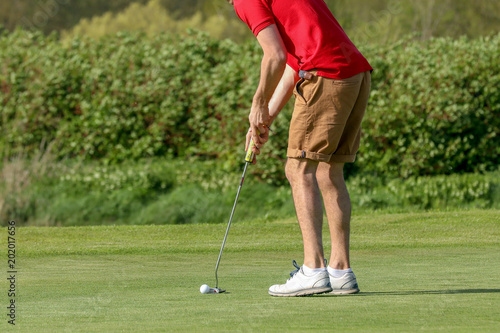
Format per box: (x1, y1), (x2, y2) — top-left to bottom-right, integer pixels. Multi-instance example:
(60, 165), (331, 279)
(285, 158), (296, 184)
(316, 162), (345, 188)
(285, 158), (318, 185)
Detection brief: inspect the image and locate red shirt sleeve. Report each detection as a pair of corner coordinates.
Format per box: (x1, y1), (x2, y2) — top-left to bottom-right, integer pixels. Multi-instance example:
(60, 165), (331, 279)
(234, 0), (275, 36)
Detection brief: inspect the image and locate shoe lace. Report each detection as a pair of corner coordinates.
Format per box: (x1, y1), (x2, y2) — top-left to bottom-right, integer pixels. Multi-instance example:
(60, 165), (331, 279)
(289, 258), (329, 278)
(289, 260), (301, 278)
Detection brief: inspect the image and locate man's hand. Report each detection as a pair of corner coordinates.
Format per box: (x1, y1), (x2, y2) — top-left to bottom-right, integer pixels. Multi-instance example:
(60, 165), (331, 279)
(249, 100), (270, 150)
(245, 129), (257, 164)
(245, 126), (268, 165)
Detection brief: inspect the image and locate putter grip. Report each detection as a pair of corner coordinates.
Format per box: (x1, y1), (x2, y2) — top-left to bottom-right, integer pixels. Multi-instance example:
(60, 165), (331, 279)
(245, 137), (256, 162)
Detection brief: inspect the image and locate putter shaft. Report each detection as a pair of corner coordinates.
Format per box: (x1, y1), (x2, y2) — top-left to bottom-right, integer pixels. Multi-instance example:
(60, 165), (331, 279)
(215, 161), (250, 289)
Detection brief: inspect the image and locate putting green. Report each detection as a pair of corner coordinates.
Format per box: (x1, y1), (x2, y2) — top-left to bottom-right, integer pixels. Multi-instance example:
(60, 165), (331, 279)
(4, 209), (500, 332)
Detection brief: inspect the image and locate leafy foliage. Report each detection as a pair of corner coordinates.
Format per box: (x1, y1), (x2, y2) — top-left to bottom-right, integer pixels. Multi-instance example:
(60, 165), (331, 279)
(1, 29), (499, 183)
(349, 171), (499, 211)
(1, 155), (498, 226)
(362, 35), (500, 177)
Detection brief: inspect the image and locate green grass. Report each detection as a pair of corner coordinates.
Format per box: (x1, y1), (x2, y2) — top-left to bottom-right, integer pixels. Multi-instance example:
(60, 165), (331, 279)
(3, 209), (500, 332)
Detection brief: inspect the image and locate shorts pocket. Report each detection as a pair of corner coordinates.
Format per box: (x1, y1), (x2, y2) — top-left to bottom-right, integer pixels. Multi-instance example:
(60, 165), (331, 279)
(293, 78), (307, 104)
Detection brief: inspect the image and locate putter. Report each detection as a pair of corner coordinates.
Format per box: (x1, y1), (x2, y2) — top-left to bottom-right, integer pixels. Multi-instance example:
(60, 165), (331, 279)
(213, 137), (256, 293)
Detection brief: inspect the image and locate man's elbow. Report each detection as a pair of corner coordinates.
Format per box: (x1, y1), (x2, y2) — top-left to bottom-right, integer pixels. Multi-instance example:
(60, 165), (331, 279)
(276, 50), (287, 67)
(268, 49), (287, 70)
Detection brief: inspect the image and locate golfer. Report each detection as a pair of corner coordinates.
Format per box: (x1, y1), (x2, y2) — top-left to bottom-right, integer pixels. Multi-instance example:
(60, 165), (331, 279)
(228, 0), (372, 296)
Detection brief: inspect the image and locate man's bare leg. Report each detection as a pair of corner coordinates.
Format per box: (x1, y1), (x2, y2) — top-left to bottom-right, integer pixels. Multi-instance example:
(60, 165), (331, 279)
(316, 162), (351, 270)
(268, 158), (352, 296)
(285, 158), (325, 269)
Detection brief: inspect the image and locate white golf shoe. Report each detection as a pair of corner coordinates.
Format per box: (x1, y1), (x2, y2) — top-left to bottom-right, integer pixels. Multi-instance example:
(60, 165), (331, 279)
(269, 261), (332, 297)
(329, 271), (360, 294)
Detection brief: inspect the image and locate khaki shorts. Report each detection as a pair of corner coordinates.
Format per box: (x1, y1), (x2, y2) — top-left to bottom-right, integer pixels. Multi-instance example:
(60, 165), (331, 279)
(287, 71), (371, 163)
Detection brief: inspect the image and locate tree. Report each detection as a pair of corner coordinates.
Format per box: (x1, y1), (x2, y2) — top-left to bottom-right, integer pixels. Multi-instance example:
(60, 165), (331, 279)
(1, 0), (499, 42)
(62, 0), (251, 41)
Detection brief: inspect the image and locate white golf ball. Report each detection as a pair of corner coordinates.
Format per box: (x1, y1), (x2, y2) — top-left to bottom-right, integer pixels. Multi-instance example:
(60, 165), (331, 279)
(200, 284), (210, 294)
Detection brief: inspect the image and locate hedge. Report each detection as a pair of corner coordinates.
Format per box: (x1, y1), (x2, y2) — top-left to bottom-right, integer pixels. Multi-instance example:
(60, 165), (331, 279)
(1, 29), (499, 183)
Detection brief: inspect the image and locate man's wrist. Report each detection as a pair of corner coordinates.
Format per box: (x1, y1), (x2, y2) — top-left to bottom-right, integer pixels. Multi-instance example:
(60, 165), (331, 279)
(268, 113), (278, 126)
(252, 94), (268, 107)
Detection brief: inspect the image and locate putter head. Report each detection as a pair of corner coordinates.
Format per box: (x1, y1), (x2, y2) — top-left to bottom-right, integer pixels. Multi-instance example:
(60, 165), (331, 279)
(202, 287), (226, 294)
(213, 288), (226, 294)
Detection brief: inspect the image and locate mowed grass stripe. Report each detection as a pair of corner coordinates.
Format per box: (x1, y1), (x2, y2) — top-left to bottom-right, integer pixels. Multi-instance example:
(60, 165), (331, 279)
(14, 248), (500, 332)
(17, 209), (499, 257)
(3, 209), (499, 332)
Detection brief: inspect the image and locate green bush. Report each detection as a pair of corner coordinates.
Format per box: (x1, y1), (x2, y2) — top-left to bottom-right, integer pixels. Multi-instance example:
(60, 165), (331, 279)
(362, 35), (500, 178)
(1, 29), (499, 184)
(349, 170), (500, 211)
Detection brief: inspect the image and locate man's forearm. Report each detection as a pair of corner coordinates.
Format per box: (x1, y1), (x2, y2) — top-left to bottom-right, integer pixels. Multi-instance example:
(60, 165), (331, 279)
(248, 24), (288, 147)
(253, 52), (287, 109)
(268, 64), (299, 124)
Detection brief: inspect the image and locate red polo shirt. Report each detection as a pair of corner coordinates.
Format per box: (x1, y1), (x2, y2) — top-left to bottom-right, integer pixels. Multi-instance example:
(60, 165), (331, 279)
(233, 0), (372, 79)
